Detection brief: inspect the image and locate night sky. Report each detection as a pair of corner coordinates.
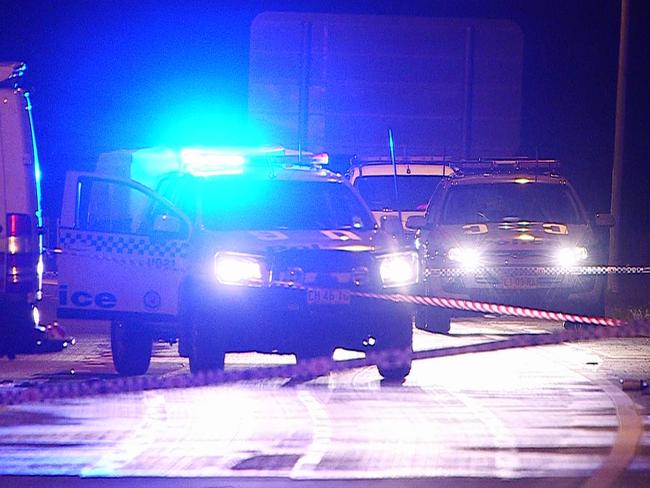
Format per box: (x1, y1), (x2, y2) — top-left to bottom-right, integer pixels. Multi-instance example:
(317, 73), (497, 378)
(1, 0), (648, 261)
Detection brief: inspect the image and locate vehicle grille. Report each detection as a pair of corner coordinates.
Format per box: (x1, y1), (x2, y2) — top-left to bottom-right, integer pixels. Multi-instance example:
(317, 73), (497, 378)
(270, 249), (377, 289)
(481, 250), (550, 266)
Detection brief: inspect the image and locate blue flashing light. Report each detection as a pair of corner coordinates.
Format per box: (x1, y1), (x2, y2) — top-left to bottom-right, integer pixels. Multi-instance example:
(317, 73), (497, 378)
(122, 144), (329, 185)
(181, 148), (247, 176)
(178, 146), (327, 176)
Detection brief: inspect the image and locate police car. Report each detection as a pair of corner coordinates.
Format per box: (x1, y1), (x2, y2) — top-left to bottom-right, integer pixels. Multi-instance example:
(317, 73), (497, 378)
(346, 156), (454, 230)
(406, 159), (613, 332)
(56, 147), (418, 380)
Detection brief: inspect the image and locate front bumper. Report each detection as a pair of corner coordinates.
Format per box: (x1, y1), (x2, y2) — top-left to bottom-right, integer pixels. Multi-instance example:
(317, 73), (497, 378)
(183, 280), (414, 354)
(425, 266), (605, 311)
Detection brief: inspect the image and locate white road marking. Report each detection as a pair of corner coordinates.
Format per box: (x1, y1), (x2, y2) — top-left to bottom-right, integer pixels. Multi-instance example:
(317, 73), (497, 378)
(80, 392), (168, 476)
(290, 388), (332, 476)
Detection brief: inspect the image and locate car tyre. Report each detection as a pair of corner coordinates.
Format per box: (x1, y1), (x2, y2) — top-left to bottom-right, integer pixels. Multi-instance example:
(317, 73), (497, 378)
(374, 322), (413, 381)
(188, 308), (225, 374)
(415, 307), (451, 334)
(563, 297), (606, 330)
(111, 320), (152, 376)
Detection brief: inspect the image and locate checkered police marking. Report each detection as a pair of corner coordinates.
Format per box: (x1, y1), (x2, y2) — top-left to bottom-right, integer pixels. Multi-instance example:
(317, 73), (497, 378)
(59, 230), (188, 270)
(428, 265), (650, 277)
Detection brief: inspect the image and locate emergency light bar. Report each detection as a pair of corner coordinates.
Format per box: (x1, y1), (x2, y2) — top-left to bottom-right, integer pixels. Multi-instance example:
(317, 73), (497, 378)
(180, 146), (329, 176)
(96, 145), (329, 189)
(452, 157), (560, 175)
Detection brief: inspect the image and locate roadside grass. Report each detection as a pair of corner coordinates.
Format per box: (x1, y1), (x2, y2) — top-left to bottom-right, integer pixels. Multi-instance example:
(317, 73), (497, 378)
(606, 276), (650, 321)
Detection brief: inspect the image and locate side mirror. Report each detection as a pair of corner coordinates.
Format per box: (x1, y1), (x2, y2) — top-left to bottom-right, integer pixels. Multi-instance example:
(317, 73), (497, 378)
(153, 214), (182, 234)
(405, 215), (427, 230)
(380, 214), (403, 235)
(595, 213), (615, 227)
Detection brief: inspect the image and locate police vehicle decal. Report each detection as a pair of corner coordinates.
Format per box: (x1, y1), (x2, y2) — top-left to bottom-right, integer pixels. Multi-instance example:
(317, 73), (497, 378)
(59, 230), (188, 270)
(320, 230), (362, 241)
(249, 230), (289, 241)
(58, 285), (117, 309)
(463, 224), (488, 235)
(542, 223), (569, 235)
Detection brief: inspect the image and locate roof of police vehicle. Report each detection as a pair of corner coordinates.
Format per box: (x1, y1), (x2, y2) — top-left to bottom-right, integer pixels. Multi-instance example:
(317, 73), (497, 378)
(348, 156), (455, 177)
(445, 158), (566, 186)
(188, 164), (344, 183)
(110, 145), (342, 188)
(448, 172), (566, 186)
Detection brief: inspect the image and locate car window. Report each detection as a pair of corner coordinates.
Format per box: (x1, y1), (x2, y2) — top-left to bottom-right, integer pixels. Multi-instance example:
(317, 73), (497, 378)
(441, 182), (586, 225)
(76, 176), (190, 237)
(198, 177), (375, 231)
(354, 175), (445, 211)
(76, 177), (152, 234)
(157, 174), (198, 221)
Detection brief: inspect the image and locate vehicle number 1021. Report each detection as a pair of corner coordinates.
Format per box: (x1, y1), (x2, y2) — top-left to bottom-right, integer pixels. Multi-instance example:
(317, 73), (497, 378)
(307, 288), (351, 305)
(147, 257), (176, 268)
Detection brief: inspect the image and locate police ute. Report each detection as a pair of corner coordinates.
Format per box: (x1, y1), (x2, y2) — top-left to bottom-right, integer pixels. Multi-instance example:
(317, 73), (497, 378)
(406, 158), (614, 333)
(57, 146), (419, 380)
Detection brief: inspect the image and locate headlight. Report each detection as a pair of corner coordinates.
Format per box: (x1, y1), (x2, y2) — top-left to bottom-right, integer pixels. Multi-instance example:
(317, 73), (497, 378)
(447, 247), (482, 269)
(214, 252), (267, 287)
(32, 305), (40, 326)
(555, 247), (588, 267)
(377, 251), (419, 288)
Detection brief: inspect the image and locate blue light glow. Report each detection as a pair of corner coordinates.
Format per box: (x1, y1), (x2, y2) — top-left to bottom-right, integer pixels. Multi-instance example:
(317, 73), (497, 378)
(138, 82), (269, 149)
(181, 148), (246, 176)
(24, 90), (44, 295)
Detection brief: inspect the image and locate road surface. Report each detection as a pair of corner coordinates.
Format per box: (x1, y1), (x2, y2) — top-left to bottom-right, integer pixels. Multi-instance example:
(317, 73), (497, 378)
(0, 317), (649, 487)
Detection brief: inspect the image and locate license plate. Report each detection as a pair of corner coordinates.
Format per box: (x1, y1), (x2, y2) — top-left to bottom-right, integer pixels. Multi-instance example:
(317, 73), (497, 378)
(500, 276), (538, 289)
(307, 288), (351, 305)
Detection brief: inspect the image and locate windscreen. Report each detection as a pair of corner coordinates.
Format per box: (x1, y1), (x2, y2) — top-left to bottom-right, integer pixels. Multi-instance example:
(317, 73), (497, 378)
(199, 177), (375, 231)
(354, 175), (445, 211)
(441, 183), (586, 225)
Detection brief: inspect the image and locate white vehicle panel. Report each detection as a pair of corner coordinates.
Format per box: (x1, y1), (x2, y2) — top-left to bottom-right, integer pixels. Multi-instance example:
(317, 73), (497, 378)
(57, 172), (190, 320)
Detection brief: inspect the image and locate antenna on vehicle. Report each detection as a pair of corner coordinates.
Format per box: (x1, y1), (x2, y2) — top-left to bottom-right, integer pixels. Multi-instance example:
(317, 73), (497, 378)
(388, 128), (403, 232)
(442, 147), (448, 176)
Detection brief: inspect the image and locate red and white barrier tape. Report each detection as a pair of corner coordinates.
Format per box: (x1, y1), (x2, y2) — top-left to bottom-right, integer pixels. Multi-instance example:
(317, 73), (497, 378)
(351, 291), (622, 327)
(1, 280), (647, 405)
(1, 319), (649, 406)
(274, 278), (621, 325)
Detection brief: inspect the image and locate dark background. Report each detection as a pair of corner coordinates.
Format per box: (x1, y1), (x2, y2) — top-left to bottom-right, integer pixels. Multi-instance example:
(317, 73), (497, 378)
(1, 0), (648, 262)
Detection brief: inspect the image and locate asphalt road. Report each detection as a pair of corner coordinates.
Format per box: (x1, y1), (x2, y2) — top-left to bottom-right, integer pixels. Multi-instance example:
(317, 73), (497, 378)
(0, 317), (649, 487)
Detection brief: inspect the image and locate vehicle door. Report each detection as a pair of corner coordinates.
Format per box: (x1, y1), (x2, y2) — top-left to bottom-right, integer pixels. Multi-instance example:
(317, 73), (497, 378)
(57, 172), (191, 321)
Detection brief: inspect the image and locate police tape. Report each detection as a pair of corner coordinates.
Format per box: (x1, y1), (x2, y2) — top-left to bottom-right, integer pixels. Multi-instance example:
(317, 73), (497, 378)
(428, 265), (650, 277)
(351, 291), (623, 327)
(277, 278), (621, 326)
(1, 319), (649, 406)
(0, 279), (646, 405)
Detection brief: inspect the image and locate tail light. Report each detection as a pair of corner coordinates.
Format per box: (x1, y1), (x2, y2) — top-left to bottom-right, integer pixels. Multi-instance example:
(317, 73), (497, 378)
(6, 213), (36, 288)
